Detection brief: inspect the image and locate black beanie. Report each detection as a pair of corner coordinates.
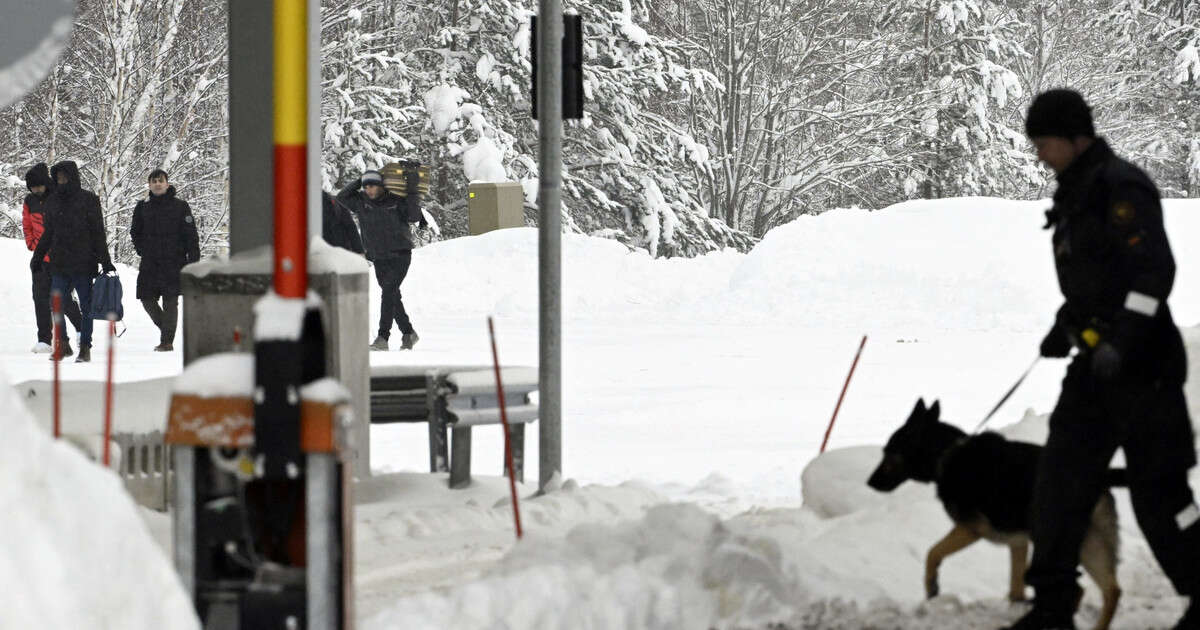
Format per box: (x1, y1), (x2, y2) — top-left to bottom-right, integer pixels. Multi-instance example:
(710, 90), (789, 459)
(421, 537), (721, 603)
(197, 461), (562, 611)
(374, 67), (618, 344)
(24, 162), (51, 191)
(1025, 89), (1095, 139)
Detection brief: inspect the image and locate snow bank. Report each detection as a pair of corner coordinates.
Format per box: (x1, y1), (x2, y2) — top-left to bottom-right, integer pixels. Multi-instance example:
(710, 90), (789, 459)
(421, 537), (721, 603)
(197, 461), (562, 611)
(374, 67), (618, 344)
(0, 368), (197, 629)
(403, 198), (1200, 331)
(366, 502), (804, 630)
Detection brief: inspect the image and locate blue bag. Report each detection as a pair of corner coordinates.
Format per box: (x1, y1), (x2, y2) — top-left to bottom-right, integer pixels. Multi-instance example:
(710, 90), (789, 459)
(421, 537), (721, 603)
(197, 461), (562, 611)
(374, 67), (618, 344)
(91, 273), (124, 322)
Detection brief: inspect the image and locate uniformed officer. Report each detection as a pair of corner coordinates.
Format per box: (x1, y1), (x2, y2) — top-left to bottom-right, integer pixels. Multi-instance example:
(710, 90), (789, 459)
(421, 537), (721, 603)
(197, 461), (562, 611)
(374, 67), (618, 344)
(1002, 89), (1200, 630)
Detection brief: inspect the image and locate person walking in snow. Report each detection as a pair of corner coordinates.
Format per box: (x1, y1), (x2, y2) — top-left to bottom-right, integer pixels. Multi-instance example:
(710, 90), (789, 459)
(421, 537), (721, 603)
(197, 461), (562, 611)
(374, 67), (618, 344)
(130, 169), (200, 352)
(1005, 89), (1200, 630)
(30, 160), (116, 363)
(336, 169), (425, 351)
(23, 162), (83, 356)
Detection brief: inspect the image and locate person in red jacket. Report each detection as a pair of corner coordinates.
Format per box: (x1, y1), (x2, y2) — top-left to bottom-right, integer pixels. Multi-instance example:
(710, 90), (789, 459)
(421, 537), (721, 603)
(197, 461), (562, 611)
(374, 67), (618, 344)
(22, 162), (82, 356)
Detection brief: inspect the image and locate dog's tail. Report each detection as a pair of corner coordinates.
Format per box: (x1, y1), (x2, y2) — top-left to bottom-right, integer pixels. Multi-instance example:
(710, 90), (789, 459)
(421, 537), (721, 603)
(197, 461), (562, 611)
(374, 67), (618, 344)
(1106, 468), (1129, 488)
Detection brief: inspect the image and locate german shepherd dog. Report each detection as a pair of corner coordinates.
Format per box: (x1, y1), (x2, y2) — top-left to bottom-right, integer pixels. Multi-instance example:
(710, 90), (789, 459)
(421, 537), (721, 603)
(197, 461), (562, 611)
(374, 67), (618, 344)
(867, 399), (1121, 630)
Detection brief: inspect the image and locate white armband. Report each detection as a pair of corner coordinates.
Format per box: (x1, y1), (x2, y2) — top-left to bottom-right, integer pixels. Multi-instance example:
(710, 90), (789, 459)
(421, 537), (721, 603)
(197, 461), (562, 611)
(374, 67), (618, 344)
(1124, 291), (1159, 317)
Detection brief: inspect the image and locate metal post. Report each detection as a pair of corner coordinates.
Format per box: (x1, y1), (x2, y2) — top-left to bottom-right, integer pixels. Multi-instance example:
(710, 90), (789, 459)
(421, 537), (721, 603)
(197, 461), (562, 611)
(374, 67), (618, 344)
(537, 0), (563, 492)
(228, 0), (274, 254)
(307, 0), (322, 243)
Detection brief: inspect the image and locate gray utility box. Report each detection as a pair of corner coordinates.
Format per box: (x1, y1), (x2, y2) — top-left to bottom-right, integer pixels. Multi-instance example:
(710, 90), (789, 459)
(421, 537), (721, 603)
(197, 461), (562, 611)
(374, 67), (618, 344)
(468, 181), (525, 235)
(180, 242), (372, 477)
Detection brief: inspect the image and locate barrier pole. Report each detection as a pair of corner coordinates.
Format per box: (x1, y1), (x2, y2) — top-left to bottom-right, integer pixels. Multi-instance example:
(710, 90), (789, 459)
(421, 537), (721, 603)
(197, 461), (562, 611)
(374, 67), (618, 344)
(488, 316), (523, 539)
(51, 290), (63, 439)
(103, 317), (116, 467)
(820, 335), (868, 454)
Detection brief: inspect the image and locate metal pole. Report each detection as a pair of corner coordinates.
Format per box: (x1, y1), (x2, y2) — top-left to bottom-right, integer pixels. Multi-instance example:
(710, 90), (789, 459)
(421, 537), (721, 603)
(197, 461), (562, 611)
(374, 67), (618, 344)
(537, 0), (563, 492)
(227, 0), (274, 255)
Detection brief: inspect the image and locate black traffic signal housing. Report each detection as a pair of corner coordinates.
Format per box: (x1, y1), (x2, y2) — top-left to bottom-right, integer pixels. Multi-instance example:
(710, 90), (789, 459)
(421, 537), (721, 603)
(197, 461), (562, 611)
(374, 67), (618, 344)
(531, 14), (584, 120)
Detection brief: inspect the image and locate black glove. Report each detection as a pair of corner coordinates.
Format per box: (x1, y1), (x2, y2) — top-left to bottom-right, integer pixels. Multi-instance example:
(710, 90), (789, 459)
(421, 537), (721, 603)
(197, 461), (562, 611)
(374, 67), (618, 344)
(102, 262), (116, 274)
(1091, 342), (1122, 380)
(1039, 325), (1072, 358)
(30, 257), (41, 273)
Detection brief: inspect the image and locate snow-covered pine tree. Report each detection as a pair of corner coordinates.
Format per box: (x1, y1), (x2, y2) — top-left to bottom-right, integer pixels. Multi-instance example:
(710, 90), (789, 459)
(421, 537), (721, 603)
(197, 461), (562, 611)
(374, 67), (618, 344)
(881, 0), (1040, 199)
(318, 0), (754, 256)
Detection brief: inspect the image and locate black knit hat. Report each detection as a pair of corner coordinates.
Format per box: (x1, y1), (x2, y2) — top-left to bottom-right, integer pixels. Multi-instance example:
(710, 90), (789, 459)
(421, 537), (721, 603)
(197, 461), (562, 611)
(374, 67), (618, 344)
(1025, 89), (1095, 139)
(24, 162), (51, 190)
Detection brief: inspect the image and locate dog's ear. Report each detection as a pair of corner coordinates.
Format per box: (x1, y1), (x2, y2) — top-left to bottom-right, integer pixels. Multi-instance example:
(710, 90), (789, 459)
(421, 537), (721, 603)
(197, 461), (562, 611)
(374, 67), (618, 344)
(928, 400), (941, 421)
(912, 398), (927, 416)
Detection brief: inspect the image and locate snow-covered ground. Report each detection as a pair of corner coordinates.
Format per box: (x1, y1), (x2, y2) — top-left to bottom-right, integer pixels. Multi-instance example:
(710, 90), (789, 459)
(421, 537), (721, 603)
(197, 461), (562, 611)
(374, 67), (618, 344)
(4, 197), (1200, 629)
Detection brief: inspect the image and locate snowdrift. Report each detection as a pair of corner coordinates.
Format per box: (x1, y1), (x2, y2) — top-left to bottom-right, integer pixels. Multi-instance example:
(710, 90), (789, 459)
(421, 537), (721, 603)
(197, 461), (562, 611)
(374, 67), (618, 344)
(0, 367), (197, 629)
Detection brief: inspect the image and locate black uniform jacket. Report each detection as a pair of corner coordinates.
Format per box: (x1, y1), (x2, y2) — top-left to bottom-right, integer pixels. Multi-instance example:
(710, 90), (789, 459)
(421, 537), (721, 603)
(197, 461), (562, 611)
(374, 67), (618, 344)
(1044, 138), (1186, 383)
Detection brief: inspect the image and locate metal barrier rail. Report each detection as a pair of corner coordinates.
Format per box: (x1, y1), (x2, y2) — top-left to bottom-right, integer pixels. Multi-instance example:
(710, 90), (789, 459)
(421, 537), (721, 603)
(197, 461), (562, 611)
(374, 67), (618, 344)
(112, 431), (172, 512)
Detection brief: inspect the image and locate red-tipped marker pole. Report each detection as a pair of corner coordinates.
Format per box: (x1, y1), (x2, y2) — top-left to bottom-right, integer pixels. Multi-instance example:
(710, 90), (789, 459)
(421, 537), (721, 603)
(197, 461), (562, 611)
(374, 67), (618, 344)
(488, 316), (523, 539)
(103, 317), (116, 467)
(820, 334), (867, 454)
(51, 290), (63, 439)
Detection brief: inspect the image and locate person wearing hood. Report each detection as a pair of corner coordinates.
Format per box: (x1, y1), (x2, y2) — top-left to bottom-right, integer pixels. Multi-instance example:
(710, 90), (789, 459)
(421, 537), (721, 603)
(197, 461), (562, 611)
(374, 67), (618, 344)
(129, 169), (200, 352)
(22, 162), (82, 356)
(30, 160), (116, 363)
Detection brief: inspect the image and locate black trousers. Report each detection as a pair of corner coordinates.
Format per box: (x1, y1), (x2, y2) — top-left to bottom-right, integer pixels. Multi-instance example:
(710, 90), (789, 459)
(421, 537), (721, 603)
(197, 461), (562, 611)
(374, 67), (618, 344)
(374, 252), (414, 338)
(32, 267), (82, 345)
(141, 296), (179, 344)
(1027, 359), (1200, 601)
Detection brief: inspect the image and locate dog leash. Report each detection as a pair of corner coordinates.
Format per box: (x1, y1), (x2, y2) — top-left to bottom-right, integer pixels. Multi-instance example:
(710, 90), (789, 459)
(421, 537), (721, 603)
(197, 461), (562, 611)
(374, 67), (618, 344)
(972, 355), (1041, 434)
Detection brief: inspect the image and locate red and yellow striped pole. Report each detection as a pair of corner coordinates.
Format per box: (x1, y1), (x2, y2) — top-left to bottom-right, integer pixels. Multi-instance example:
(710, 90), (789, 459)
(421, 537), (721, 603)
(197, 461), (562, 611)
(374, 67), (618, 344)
(274, 0), (308, 298)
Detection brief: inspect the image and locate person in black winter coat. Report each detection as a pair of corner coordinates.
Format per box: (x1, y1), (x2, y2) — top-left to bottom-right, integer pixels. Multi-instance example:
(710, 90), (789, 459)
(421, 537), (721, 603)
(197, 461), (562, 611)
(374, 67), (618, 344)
(336, 169), (426, 351)
(130, 169), (200, 351)
(30, 160), (116, 363)
(1001, 89), (1200, 630)
(22, 162), (82, 356)
(322, 190), (364, 254)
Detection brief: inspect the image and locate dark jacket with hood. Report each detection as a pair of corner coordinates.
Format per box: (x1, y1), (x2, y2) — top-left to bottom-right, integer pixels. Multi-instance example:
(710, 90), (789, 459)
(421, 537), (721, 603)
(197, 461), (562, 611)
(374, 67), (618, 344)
(322, 191), (364, 254)
(31, 161), (114, 276)
(22, 163), (54, 261)
(1042, 137), (1186, 384)
(335, 179), (424, 261)
(130, 185), (200, 298)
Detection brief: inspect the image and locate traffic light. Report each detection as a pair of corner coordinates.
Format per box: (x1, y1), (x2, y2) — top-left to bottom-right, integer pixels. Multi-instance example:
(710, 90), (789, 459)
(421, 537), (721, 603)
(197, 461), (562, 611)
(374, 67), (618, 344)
(531, 14), (585, 120)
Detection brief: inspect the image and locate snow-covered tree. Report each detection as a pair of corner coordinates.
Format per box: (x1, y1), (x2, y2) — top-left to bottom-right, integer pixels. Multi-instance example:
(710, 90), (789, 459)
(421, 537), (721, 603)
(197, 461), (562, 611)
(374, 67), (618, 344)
(880, 0), (1039, 199)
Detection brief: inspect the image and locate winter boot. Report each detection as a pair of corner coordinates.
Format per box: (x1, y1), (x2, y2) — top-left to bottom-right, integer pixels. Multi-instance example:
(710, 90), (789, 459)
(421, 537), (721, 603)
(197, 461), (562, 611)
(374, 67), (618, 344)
(50, 338), (74, 360)
(1000, 583), (1080, 630)
(1175, 596), (1200, 630)
(75, 344), (91, 363)
(369, 335), (389, 351)
(154, 343), (173, 352)
(400, 332), (419, 350)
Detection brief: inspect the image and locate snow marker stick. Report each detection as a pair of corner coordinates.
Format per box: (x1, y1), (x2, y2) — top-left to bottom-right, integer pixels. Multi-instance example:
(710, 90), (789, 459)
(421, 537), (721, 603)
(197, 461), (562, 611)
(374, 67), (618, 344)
(820, 334), (867, 454)
(103, 317), (115, 467)
(51, 290), (62, 439)
(488, 316), (523, 539)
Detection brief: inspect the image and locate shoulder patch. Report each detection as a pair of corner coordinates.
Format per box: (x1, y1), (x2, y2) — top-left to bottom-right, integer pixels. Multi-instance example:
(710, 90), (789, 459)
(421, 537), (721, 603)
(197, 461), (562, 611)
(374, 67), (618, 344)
(1110, 201), (1136, 226)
